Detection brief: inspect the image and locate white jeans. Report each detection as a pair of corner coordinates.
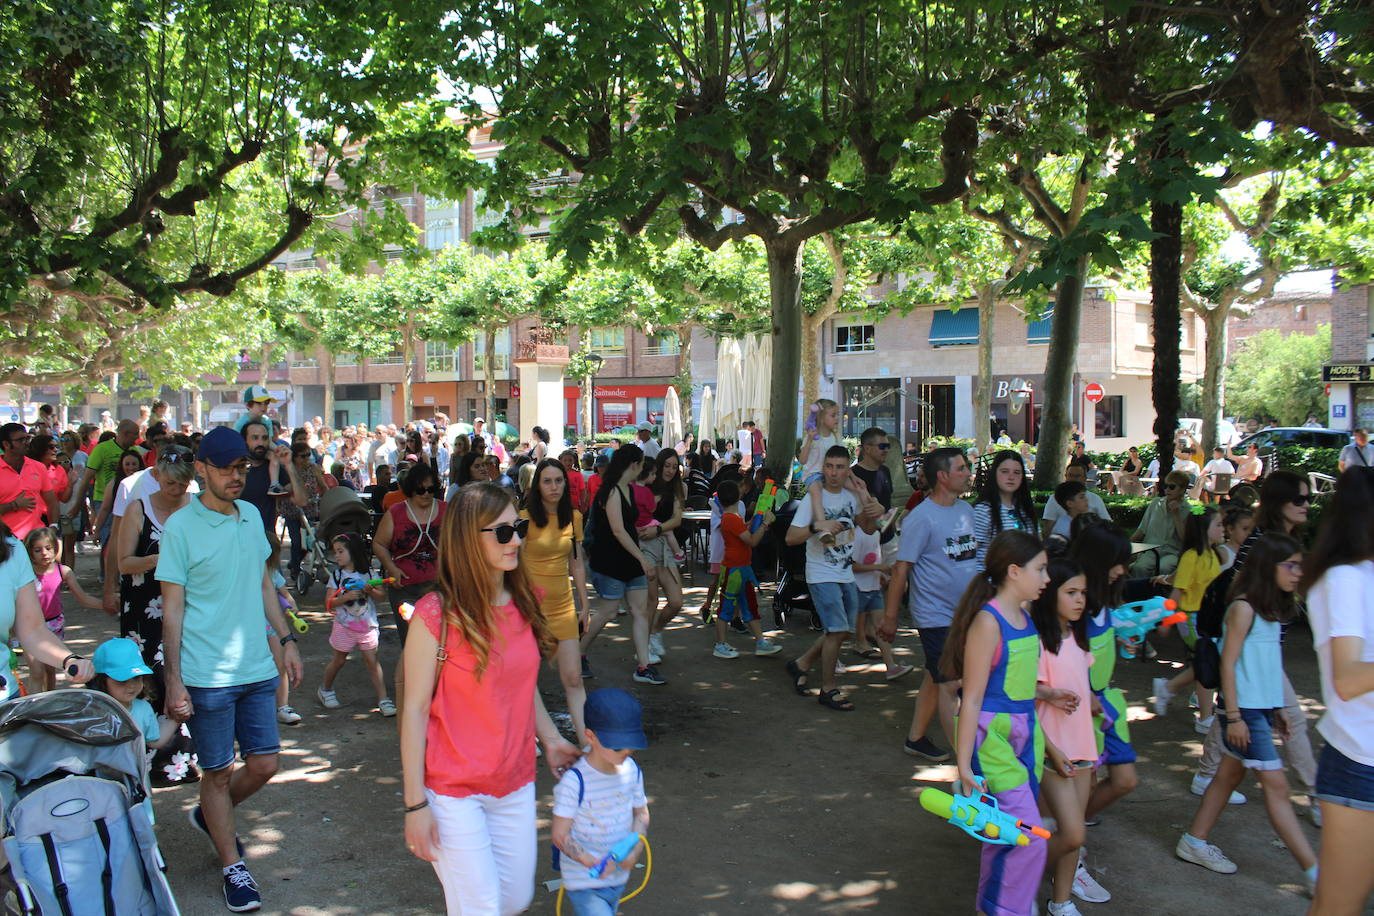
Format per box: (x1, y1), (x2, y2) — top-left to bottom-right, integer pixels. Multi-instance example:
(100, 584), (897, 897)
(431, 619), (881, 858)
(427, 782), (537, 916)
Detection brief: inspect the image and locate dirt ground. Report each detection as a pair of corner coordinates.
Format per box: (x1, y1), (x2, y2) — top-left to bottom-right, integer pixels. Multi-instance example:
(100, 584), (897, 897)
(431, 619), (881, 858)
(53, 546), (1363, 916)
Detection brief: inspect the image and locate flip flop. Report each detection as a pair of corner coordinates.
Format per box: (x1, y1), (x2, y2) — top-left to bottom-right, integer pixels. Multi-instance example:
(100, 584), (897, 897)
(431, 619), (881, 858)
(785, 659), (809, 695)
(856, 648), (882, 660)
(818, 688), (855, 711)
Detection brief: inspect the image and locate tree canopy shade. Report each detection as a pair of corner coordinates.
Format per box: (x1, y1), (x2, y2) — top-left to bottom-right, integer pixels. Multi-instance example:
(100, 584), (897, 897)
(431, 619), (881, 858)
(447, 0), (1098, 478)
(0, 0), (474, 385)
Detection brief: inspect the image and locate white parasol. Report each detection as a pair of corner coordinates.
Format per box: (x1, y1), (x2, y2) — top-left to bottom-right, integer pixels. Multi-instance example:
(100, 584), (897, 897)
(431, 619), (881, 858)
(714, 337), (744, 439)
(662, 385), (683, 450)
(698, 385), (715, 445)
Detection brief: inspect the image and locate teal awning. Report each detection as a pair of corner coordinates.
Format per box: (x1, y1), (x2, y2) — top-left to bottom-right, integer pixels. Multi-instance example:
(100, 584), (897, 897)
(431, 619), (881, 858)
(1027, 311), (1054, 344)
(929, 308), (979, 346)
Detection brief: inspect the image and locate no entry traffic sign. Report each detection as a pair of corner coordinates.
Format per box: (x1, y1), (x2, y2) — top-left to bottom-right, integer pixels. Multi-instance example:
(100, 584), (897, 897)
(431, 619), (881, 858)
(1084, 382), (1105, 404)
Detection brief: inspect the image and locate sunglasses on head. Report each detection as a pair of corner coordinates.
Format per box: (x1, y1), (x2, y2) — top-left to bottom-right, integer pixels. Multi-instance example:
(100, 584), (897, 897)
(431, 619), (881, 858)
(481, 517), (530, 543)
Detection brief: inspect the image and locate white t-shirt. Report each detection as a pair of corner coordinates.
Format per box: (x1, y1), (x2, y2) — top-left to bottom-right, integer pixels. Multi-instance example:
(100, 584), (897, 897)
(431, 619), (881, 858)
(801, 432), (842, 478)
(852, 527), (882, 593)
(790, 485), (859, 584)
(552, 758), (646, 891)
(112, 468), (199, 518)
(1307, 560), (1374, 766)
(1202, 458), (1235, 491)
(1041, 491), (1110, 528)
(638, 437), (661, 461)
(737, 430), (754, 462)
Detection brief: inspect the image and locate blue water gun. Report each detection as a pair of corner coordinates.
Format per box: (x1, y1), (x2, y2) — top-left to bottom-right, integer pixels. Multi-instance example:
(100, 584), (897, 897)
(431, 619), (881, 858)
(588, 833), (643, 878)
(1109, 596), (1185, 658)
(919, 787), (1051, 846)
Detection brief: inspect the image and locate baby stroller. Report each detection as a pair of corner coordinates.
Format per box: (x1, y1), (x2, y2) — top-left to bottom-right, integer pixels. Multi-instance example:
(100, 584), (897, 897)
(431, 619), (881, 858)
(297, 487), (374, 595)
(0, 689), (179, 915)
(769, 499), (818, 630)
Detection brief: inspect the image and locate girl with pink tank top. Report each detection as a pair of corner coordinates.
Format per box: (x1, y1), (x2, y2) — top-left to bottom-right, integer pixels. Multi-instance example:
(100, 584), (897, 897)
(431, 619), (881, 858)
(1031, 555), (1107, 913)
(23, 528), (101, 693)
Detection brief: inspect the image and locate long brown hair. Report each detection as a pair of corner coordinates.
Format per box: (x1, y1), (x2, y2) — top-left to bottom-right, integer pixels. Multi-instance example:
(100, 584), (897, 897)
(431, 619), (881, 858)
(1228, 532), (1301, 624)
(434, 483), (555, 677)
(942, 530), (1044, 680)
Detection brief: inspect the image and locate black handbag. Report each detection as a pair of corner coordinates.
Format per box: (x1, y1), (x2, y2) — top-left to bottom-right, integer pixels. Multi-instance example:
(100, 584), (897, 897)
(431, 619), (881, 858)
(1194, 636), (1222, 690)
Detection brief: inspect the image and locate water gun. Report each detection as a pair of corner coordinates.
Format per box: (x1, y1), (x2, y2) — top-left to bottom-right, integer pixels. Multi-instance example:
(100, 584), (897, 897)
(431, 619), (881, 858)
(589, 833), (643, 878)
(325, 577), (395, 611)
(919, 787), (1051, 847)
(277, 592), (310, 634)
(750, 480), (779, 532)
(1109, 596), (1185, 658)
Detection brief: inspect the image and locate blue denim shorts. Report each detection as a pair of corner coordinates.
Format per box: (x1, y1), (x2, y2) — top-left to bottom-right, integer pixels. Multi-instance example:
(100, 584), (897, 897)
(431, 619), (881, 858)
(185, 677), (282, 771)
(809, 581), (858, 634)
(591, 571), (647, 601)
(1220, 707), (1283, 770)
(565, 884), (626, 916)
(1316, 742), (1374, 812)
(858, 589), (885, 614)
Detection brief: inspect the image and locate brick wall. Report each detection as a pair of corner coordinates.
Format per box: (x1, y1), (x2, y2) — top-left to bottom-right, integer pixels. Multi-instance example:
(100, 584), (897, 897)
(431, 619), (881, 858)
(1229, 291), (1333, 353)
(1330, 282), (1369, 362)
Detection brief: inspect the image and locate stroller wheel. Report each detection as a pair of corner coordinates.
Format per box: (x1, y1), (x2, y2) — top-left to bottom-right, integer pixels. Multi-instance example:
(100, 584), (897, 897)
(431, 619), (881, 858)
(296, 569), (312, 595)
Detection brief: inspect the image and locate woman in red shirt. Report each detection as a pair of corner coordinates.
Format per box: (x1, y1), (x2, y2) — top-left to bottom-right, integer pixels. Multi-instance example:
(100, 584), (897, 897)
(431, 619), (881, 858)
(400, 482), (579, 915)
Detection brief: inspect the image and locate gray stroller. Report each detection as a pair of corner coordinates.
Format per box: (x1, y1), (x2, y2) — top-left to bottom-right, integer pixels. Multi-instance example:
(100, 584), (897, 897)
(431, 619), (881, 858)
(295, 486), (374, 595)
(0, 689), (179, 915)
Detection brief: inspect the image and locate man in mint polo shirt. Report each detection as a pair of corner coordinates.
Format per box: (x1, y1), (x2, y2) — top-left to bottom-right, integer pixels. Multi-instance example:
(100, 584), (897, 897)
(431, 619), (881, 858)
(158, 425), (303, 913)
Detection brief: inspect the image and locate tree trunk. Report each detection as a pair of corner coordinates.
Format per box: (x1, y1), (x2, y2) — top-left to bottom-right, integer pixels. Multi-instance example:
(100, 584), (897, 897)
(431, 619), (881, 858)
(191, 387), (203, 429)
(801, 312), (823, 409)
(973, 281), (998, 457)
(1032, 259), (1088, 490)
(764, 239), (804, 483)
(401, 318), (417, 425)
(483, 328), (497, 430)
(674, 322), (694, 432)
(1151, 198), (1184, 486)
(322, 348), (336, 428)
(580, 329), (594, 440)
(1199, 305), (1229, 454)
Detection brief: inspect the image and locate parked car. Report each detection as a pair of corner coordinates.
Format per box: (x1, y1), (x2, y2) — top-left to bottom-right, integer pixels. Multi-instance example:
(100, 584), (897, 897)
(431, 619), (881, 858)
(1234, 427), (1349, 453)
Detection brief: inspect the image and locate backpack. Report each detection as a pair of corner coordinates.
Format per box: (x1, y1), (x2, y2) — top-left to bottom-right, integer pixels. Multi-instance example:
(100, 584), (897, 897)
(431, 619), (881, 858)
(1197, 566), (1235, 640)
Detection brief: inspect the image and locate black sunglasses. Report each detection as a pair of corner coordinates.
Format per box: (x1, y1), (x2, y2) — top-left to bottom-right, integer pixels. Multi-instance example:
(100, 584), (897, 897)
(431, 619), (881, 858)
(1291, 494), (1311, 506)
(416, 485), (443, 497)
(480, 518), (530, 543)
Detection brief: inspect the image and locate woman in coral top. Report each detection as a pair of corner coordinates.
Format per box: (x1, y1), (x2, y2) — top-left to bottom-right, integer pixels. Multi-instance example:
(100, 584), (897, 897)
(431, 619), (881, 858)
(400, 482), (580, 915)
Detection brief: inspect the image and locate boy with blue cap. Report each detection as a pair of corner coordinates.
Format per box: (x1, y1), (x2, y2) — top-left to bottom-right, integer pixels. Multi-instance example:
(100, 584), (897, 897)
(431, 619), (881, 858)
(90, 638), (169, 823)
(551, 688), (650, 916)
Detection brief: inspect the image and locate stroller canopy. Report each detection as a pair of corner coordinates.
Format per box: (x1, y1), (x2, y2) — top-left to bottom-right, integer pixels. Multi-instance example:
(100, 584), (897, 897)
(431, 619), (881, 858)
(318, 486), (375, 543)
(0, 690), (144, 791)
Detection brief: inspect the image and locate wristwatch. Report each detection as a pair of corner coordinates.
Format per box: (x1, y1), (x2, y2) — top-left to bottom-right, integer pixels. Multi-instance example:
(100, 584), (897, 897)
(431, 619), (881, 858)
(279, 634), (298, 647)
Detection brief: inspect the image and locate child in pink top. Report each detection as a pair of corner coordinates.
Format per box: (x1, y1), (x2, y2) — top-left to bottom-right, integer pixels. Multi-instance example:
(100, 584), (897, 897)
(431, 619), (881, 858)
(24, 528), (101, 693)
(1032, 554), (1107, 914)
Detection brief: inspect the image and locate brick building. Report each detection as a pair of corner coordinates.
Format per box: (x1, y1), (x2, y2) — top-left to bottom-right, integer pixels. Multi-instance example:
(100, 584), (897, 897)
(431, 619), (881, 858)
(1325, 280), (1373, 431)
(1228, 284), (1332, 354)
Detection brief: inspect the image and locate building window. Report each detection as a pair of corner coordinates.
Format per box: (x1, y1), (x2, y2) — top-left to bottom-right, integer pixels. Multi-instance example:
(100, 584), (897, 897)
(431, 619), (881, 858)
(1027, 310), (1054, 344)
(425, 340), (457, 375)
(835, 324), (876, 353)
(643, 330), (680, 356)
(588, 328), (626, 356)
(473, 330), (511, 372)
(370, 348), (405, 366)
(466, 398), (478, 418)
(928, 309), (978, 347)
(1135, 304), (1154, 347)
(1094, 395), (1125, 438)
(1181, 314), (1196, 350)
(1294, 303), (1308, 321)
(426, 198), (460, 249)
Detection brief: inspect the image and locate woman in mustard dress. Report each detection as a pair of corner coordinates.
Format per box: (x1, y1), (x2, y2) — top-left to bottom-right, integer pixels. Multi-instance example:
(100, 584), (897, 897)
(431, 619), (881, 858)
(519, 458), (591, 742)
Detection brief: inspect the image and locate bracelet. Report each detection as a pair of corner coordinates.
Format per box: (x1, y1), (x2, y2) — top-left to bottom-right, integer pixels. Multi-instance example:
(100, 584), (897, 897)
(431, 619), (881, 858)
(403, 800), (429, 813)
(61, 654), (82, 669)
(279, 634), (297, 647)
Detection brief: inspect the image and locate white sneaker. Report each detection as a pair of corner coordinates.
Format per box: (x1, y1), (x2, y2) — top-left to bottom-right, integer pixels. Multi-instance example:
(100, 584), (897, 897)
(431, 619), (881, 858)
(1190, 773), (1245, 804)
(1071, 861), (1111, 903)
(1047, 900), (1085, 916)
(754, 639), (782, 656)
(1151, 677), (1173, 716)
(1175, 835), (1237, 874)
(1194, 715), (1215, 735)
(316, 686), (341, 709)
(276, 704), (301, 725)
(713, 643), (739, 659)
(378, 698), (397, 717)
(648, 633), (665, 657)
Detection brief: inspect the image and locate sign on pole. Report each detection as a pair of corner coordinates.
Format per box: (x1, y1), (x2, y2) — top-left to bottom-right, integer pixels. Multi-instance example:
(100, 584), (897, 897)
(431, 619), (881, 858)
(1084, 382), (1105, 404)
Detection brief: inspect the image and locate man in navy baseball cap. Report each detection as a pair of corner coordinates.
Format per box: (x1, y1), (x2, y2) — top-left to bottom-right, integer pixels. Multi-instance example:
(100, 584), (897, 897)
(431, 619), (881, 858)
(196, 426), (250, 467)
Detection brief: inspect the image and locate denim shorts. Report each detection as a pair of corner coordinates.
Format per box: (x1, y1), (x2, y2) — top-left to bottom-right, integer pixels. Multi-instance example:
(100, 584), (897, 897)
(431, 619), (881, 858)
(810, 581), (858, 634)
(565, 884), (627, 916)
(858, 589), (885, 614)
(1220, 707), (1283, 770)
(1316, 743), (1374, 812)
(918, 626), (953, 684)
(591, 570), (647, 601)
(185, 677), (282, 771)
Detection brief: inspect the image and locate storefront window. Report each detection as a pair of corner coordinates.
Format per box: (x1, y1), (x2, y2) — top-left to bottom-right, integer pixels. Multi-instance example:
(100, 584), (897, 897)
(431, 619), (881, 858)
(1094, 395), (1125, 438)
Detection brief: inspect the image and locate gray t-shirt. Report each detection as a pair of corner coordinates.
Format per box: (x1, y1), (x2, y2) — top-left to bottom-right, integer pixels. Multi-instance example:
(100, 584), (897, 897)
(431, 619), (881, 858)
(790, 485), (859, 585)
(898, 498), (978, 628)
(1341, 442), (1374, 469)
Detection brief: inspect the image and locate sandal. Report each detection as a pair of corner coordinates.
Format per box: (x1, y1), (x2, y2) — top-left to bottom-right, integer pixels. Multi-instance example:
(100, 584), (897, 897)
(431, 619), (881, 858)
(785, 659), (809, 695)
(818, 688), (855, 711)
(856, 647), (882, 660)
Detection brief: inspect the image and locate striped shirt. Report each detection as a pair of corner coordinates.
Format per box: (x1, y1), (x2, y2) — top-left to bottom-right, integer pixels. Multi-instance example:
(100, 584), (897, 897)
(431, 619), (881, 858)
(552, 758), (646, 891)
(972, 500), (1036, 569)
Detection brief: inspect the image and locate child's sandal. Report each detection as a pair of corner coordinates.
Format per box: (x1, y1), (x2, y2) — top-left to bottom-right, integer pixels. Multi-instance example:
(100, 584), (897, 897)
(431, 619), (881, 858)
(785, 659), (809, 695)
(818, 689), (855, 711)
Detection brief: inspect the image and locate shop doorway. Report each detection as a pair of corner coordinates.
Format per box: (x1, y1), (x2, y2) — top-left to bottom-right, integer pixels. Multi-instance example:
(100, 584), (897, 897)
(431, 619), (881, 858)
(914, 383), (955, 444)
(841, 380), (901, 438)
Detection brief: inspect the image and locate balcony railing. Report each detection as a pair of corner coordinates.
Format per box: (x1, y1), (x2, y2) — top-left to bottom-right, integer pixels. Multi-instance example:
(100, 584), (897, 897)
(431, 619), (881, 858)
(370, 354), (406, 366)
(290, 357), (319, 369)
(642, 344), (680, 357)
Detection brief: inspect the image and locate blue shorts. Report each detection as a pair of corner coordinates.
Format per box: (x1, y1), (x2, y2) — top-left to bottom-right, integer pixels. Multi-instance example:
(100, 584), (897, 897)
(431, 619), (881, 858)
(565, 884), (627, 916)
(918, 625), (954, 684)
(1316, 743), (1374, 811)
(185, 677), (282, 771)
(1221, 707), (1283, 770)
(810, 581), (858, 634)
(718, 566), (760, 623)
(858, 589), (884, 614)
(95, 501), (113, 545)
(591, 571), (647, 601)
(1095, 687), (1137, 766)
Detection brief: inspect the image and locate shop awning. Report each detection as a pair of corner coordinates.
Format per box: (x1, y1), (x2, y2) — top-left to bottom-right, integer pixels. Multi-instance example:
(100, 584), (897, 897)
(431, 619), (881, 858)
(929, 308), (979, 347)
(1027, 311), (1054, 344)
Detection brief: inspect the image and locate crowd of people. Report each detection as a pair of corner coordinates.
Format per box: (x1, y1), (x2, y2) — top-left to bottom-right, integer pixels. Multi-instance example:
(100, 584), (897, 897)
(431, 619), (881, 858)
(1, 385), (1372, 916)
